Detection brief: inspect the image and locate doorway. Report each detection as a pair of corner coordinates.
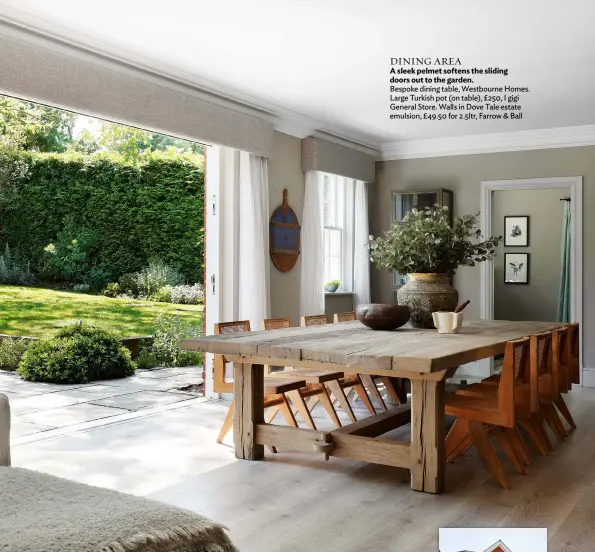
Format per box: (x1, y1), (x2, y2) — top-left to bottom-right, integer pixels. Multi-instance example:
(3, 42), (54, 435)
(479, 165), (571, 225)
(479, 176), (583, 382)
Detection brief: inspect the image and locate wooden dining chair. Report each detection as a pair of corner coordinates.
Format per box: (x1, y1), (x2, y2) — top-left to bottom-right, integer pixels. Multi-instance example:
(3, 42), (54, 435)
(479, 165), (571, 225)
(263, 316), (355, 428)
(444, 337), (531, 489)
(214, 321), (308, 446)
(448, 332), (555, 463)
(551, 327), (576, 431)
(567, 322), (580, 386)
(333, 311), (356, 323)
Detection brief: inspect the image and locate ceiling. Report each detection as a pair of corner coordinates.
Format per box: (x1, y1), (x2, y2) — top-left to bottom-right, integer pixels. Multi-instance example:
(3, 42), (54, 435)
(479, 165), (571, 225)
(1, 0), (595, 150)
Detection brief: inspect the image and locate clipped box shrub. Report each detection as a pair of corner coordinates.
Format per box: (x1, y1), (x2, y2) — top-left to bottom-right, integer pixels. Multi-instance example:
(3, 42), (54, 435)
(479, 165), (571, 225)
(17, 322), (136, 383)
(0, 338), (29, 371)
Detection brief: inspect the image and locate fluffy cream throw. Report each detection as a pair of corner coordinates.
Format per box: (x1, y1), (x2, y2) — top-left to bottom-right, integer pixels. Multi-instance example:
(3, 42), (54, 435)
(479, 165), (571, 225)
(0, 467), (239, 552)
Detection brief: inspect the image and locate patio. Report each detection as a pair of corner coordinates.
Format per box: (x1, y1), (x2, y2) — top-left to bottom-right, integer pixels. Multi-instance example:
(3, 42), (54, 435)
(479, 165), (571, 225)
(0, 367), (204, 442)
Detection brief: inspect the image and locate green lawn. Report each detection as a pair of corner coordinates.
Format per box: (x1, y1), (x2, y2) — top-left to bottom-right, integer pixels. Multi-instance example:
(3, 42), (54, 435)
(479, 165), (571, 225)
(0, 285), (203, 338)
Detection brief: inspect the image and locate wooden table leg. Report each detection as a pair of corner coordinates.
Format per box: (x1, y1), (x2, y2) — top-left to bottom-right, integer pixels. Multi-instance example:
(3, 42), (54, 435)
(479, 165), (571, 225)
(410, 376), (446, 494)
(233, 362), (264, 460)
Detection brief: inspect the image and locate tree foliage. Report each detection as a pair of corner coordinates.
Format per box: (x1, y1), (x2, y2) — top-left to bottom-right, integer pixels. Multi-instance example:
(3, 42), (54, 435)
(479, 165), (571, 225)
(0, 96), (75, 152)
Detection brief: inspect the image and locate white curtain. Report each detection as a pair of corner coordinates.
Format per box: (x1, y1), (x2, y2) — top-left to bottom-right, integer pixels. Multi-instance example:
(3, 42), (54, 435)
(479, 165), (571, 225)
(340, 176), (355, 292)
(218, 147), (270, 329)
(238, 152), (271, 327)
(300, 171), (325, 317)
(353, 180), (371, 305)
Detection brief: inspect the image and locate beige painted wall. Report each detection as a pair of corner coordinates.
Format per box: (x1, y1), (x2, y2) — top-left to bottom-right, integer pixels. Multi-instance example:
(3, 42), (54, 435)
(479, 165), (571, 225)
(493, 188), (567, 322)
(373, 146), (594, 368)
(268, 132), (305, 326)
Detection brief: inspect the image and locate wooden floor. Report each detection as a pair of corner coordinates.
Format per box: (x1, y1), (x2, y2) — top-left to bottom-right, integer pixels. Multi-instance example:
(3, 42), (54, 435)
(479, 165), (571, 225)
(149, 387), (595, 552)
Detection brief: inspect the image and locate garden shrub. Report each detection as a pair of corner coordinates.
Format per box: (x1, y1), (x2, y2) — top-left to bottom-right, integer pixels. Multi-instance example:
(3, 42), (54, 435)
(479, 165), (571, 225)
(152, 285), (172, 303)
(169, 283), (204, 305)
(0, 338), (29, 371)
(118, 272), (140, 297)
(0, 149), (204, 285)
(150, 314), (203, 367)
(17, 322), (136, 383)
(136, 347), (159, 370)
(135, 260), (184, 299)
(0, 244), (35, 285)
(103, 282), (120, 297)
(41, 227), (97, 283)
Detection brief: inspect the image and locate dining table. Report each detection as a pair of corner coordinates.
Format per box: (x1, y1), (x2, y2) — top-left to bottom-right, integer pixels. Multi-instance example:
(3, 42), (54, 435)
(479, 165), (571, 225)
(181, 319), (564, 494)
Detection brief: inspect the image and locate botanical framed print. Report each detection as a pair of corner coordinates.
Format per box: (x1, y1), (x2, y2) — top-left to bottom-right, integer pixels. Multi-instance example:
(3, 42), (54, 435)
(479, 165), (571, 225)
(504, 215), (529, 247)
(504, 252), (529, 284)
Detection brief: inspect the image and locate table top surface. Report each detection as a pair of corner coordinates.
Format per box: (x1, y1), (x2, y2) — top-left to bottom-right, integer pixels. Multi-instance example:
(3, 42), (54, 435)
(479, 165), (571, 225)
(183, 319), (565, 373)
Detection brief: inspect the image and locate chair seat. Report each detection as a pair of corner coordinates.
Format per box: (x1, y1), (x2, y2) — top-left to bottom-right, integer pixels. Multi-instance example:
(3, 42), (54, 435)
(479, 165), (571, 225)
(445, 393), (499, 414)
(264, 377), (307, 394)
(268, 369), (343, 384)
(457, 380), (523, 397)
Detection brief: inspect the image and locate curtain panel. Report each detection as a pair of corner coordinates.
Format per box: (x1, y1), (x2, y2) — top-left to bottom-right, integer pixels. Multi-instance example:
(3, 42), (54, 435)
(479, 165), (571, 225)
(300, 171), (325, 317)
(219, 147), (271, 329)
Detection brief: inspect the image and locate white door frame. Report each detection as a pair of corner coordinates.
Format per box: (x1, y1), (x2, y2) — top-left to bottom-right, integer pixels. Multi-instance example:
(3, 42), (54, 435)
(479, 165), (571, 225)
(479, 176), (583, 383)
(204, 145), (220, 399)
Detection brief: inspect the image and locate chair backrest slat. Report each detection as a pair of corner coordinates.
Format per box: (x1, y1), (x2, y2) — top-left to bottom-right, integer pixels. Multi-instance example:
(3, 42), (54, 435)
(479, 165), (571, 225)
(333, 311), (356, 323)
(552, 327), (569, 396)
(301, 314), (328, 327)
(263, 317), (292, 331)
(566, 322), (580, 385)
(213, 321), (251, 392)
(499, 337), (530, 427)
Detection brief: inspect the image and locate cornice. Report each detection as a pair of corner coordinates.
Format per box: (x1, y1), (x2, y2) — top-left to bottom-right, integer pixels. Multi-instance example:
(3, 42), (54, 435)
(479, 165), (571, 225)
(379, 125), (595, 160)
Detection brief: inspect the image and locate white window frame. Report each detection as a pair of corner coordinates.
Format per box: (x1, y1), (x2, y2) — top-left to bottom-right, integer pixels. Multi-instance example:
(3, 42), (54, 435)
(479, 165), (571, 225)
(322, 173), (344, 288)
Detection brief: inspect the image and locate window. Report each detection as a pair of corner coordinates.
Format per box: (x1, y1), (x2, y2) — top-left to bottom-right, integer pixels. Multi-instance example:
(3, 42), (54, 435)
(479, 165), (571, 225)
(323, 173), (343, 287)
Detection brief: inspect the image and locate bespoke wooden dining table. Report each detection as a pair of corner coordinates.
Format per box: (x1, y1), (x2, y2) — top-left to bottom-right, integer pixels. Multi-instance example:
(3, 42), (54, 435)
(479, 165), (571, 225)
(182, 319), (563, 494)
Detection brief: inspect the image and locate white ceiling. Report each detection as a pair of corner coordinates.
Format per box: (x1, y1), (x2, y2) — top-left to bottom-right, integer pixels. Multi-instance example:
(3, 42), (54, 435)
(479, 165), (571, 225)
(1, 0), (595, 150)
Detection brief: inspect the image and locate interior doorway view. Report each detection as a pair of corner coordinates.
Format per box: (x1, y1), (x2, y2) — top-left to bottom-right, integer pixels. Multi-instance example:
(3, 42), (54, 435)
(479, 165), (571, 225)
(479, 176), (583, 382)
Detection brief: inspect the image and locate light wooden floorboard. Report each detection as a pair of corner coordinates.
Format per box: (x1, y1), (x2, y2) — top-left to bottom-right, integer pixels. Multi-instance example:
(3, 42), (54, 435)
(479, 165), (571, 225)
(148, 387), (595, 552)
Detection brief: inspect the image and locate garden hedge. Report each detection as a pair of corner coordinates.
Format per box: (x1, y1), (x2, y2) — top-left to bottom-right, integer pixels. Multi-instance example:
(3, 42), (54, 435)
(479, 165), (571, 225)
(0, 149), (204, 284)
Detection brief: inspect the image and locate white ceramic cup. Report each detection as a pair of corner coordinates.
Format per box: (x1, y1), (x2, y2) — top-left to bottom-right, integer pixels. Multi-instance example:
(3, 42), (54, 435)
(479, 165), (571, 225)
(432, 311), (464, 334)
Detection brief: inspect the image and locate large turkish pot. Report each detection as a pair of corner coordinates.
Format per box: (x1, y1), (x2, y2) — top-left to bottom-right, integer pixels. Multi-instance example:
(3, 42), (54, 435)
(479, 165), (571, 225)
(396, 273), (458, 329)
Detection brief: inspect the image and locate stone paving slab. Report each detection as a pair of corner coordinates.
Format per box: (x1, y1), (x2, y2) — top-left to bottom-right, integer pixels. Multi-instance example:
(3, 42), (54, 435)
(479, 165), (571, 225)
(90, 390), (195, 411)
(18, 402), (130, 427)
(11, 419), (57, 438)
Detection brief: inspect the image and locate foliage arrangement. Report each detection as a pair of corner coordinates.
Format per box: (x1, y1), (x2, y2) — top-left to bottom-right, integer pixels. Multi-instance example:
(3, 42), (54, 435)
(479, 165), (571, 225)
(137, 314), (203, 369)
(368, 205), (503, 276)
(0, 244), (35, 285)
(0, 338), (29, 371)
(17, 322), (136, 383)
(0, 149), (204, 285)
(325, 280), (341, 288)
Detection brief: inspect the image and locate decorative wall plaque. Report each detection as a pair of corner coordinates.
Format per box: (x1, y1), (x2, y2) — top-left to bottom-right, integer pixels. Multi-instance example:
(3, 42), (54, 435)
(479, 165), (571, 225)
(269, 189), (301, 272)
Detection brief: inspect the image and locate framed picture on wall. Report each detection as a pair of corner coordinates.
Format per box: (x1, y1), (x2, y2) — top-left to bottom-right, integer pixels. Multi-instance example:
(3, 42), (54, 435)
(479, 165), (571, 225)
(504, 252), (529, 284)
(504, 215), (529, 246)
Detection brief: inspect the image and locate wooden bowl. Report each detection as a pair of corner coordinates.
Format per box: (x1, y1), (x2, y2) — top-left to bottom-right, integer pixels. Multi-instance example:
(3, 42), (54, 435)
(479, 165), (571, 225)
(356, 304), (410, 331)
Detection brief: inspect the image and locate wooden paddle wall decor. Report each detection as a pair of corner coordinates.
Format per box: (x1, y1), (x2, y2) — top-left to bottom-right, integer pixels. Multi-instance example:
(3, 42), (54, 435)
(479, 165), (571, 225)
(269, 189), (301, 272)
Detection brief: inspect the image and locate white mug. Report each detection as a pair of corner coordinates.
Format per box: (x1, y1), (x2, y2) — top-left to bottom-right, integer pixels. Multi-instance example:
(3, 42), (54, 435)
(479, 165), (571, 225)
(432, 311), (464, 334)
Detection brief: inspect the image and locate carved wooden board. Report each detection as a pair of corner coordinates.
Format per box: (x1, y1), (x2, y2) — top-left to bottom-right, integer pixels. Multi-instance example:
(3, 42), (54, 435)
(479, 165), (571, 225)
(269, 189), (300, 272)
